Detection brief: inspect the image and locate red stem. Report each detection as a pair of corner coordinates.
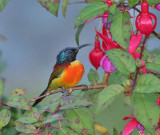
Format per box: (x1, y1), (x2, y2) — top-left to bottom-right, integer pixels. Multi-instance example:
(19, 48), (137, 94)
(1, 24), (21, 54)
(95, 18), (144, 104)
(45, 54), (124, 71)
(131, 36), (147, 92)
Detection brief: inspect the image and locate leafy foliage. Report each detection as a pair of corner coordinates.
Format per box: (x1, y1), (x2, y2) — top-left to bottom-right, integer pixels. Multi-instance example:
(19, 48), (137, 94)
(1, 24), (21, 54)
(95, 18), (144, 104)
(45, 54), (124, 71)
(75, 2), (108, 26)
(37, 0), (60, 16)
(107, 49), (136, 76)
(0, 109), (11, 129)
(87, 69), (99, 84)
(96, 84), (125, 113)
(110, 11), (132, 49)
(131, 93), (159, 134)
(65, 108), (95, 134)
(0, 0), (160, 134)
(0, 0), (9, 13)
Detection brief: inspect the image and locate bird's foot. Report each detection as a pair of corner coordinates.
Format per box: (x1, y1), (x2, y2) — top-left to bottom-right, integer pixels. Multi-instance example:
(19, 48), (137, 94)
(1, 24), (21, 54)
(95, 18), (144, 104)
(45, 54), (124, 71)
(62, 87), (69, 96)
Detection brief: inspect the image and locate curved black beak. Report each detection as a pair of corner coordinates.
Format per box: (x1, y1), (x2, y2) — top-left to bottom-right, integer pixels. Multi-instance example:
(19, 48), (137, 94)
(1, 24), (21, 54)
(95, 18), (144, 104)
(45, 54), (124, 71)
(75, 43), (93, 52)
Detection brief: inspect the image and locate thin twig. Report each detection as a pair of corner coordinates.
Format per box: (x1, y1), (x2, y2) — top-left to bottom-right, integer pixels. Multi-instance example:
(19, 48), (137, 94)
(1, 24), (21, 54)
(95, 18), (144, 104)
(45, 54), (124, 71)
(29, 85), (106, 103)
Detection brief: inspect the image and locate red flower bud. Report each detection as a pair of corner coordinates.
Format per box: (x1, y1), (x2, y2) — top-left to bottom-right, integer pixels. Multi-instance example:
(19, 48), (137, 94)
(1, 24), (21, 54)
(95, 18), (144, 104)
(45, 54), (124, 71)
(156, 97), (160, 106)
(106, 0), (112, 7)
(89, 36), (105, 70)
(135, 1), (157, 38)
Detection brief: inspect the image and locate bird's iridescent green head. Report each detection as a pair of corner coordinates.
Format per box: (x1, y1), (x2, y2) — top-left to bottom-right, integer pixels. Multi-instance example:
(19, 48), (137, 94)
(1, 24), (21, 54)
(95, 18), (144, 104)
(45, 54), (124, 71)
(56, 43), (92, 64)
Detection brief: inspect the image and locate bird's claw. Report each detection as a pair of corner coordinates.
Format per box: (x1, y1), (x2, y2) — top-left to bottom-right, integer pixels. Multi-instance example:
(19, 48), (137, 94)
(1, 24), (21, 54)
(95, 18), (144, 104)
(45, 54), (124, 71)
(62, 87), (69, 96)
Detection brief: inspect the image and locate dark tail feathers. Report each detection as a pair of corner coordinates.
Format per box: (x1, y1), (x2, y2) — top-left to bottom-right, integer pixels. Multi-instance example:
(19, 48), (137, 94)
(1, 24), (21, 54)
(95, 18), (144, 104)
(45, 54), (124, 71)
(32, 88), (48, 107)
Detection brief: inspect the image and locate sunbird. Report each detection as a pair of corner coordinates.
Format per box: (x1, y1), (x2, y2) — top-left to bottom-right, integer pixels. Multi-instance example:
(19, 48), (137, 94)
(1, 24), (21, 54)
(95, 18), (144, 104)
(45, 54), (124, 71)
(32, 44), (92, 107)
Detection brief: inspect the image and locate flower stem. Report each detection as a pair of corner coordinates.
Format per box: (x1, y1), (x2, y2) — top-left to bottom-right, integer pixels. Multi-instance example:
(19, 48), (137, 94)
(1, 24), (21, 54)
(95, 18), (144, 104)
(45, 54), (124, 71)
(131, 36), (147, 92)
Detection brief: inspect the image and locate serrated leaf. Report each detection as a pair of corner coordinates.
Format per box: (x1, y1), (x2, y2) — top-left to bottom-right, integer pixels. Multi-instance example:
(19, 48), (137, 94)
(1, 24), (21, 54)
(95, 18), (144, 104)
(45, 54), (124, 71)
(75, 23), (85, 46)
(75, 2), (108, 26)
(147, 0), (160, 6)
(57, 127), (78, 135)
(65, 108), (95, 134)
(37, 0), (60, 16)
(128, 0), (139, 7)
(0, 0), (9, 13)
(0, 109), (11, 129)
(0, 79), (4, 99)
(62, 0), (69, 17)
(111, 11), (132, 49)
(107, 49), (136, 76)
(16, 117), (38, 124)
(7, 95), (31, 110)
(131, 93), (159, 133)
(134, 74), (160, 93)
(15, 123), (36, 134)
(96, 84), (125, 114)
(87, 69), (99, 84)
(107, 70), (127, 85)
(146, 55), (160, 74)
(43, 114), (65, 124)
(60, 96), (93, 110)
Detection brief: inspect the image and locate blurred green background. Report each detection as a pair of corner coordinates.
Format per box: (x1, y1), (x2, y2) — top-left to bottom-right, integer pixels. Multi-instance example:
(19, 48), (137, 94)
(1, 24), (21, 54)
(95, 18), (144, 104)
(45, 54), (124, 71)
(0, 0), (159, 134)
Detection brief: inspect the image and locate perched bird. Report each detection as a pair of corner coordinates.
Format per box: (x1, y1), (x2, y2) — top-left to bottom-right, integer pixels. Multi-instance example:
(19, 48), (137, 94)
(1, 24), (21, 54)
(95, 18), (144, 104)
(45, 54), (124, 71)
(32, 44), (91, 107)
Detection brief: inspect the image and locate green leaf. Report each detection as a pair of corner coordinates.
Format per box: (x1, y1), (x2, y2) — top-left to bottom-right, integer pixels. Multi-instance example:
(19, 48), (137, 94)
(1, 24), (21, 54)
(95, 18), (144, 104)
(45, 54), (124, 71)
(131, 93), (159, 133)
(0, 109), (11, 129)
(107, 70), (127, 85)
(0, 60), (6, 73)
(15, 123), (36, 134)
(16, 117), (38, 124)
(43, 114), (65, 124)
(147, 0), (160, 6)
(107, 49), (136, 76)
(62, 0), (69, 17)
(24, 107), (40, 119)
(40, 101), (60, 114)
(134, 74), (160, 93)
(37, 0), (60, 16)
(128, 0), (139, 7)
(0, 79), (4, 99)
(111, 11), (132, 49)
(96, 84), (125, 114)
(75, 2), (108, 26)
(146, 55), (160, 74)
(65, 108), (95, 134)
(60, 96), (93, 110)
(7, 95), (31, 110)
(87, 69), (99, 84)
(0, 0), (9, 13)
(75, 23), (85, 46)
(108, 4), (117, 15)
(57, 127), (78, 135)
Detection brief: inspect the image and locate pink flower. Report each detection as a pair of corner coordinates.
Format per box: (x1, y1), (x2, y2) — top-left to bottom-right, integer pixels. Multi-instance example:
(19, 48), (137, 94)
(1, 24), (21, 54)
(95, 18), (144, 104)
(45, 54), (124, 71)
(100, 55), (115, 72)
(128, 31), (147, 74)
(122, 114), (143, 135)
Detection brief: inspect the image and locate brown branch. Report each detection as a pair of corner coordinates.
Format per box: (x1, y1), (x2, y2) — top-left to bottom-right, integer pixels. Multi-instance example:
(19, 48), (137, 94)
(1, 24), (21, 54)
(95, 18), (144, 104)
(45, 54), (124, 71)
(29, 85), (106, 103)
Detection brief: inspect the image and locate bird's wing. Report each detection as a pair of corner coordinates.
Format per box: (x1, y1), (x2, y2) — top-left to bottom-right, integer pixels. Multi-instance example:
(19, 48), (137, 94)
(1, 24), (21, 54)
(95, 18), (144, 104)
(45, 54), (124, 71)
(48, 64), (66, 84)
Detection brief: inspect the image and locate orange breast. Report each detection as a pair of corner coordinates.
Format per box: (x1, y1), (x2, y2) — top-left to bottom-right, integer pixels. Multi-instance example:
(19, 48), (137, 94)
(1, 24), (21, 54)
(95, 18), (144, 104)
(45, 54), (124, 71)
(60, 60), (84, 88)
